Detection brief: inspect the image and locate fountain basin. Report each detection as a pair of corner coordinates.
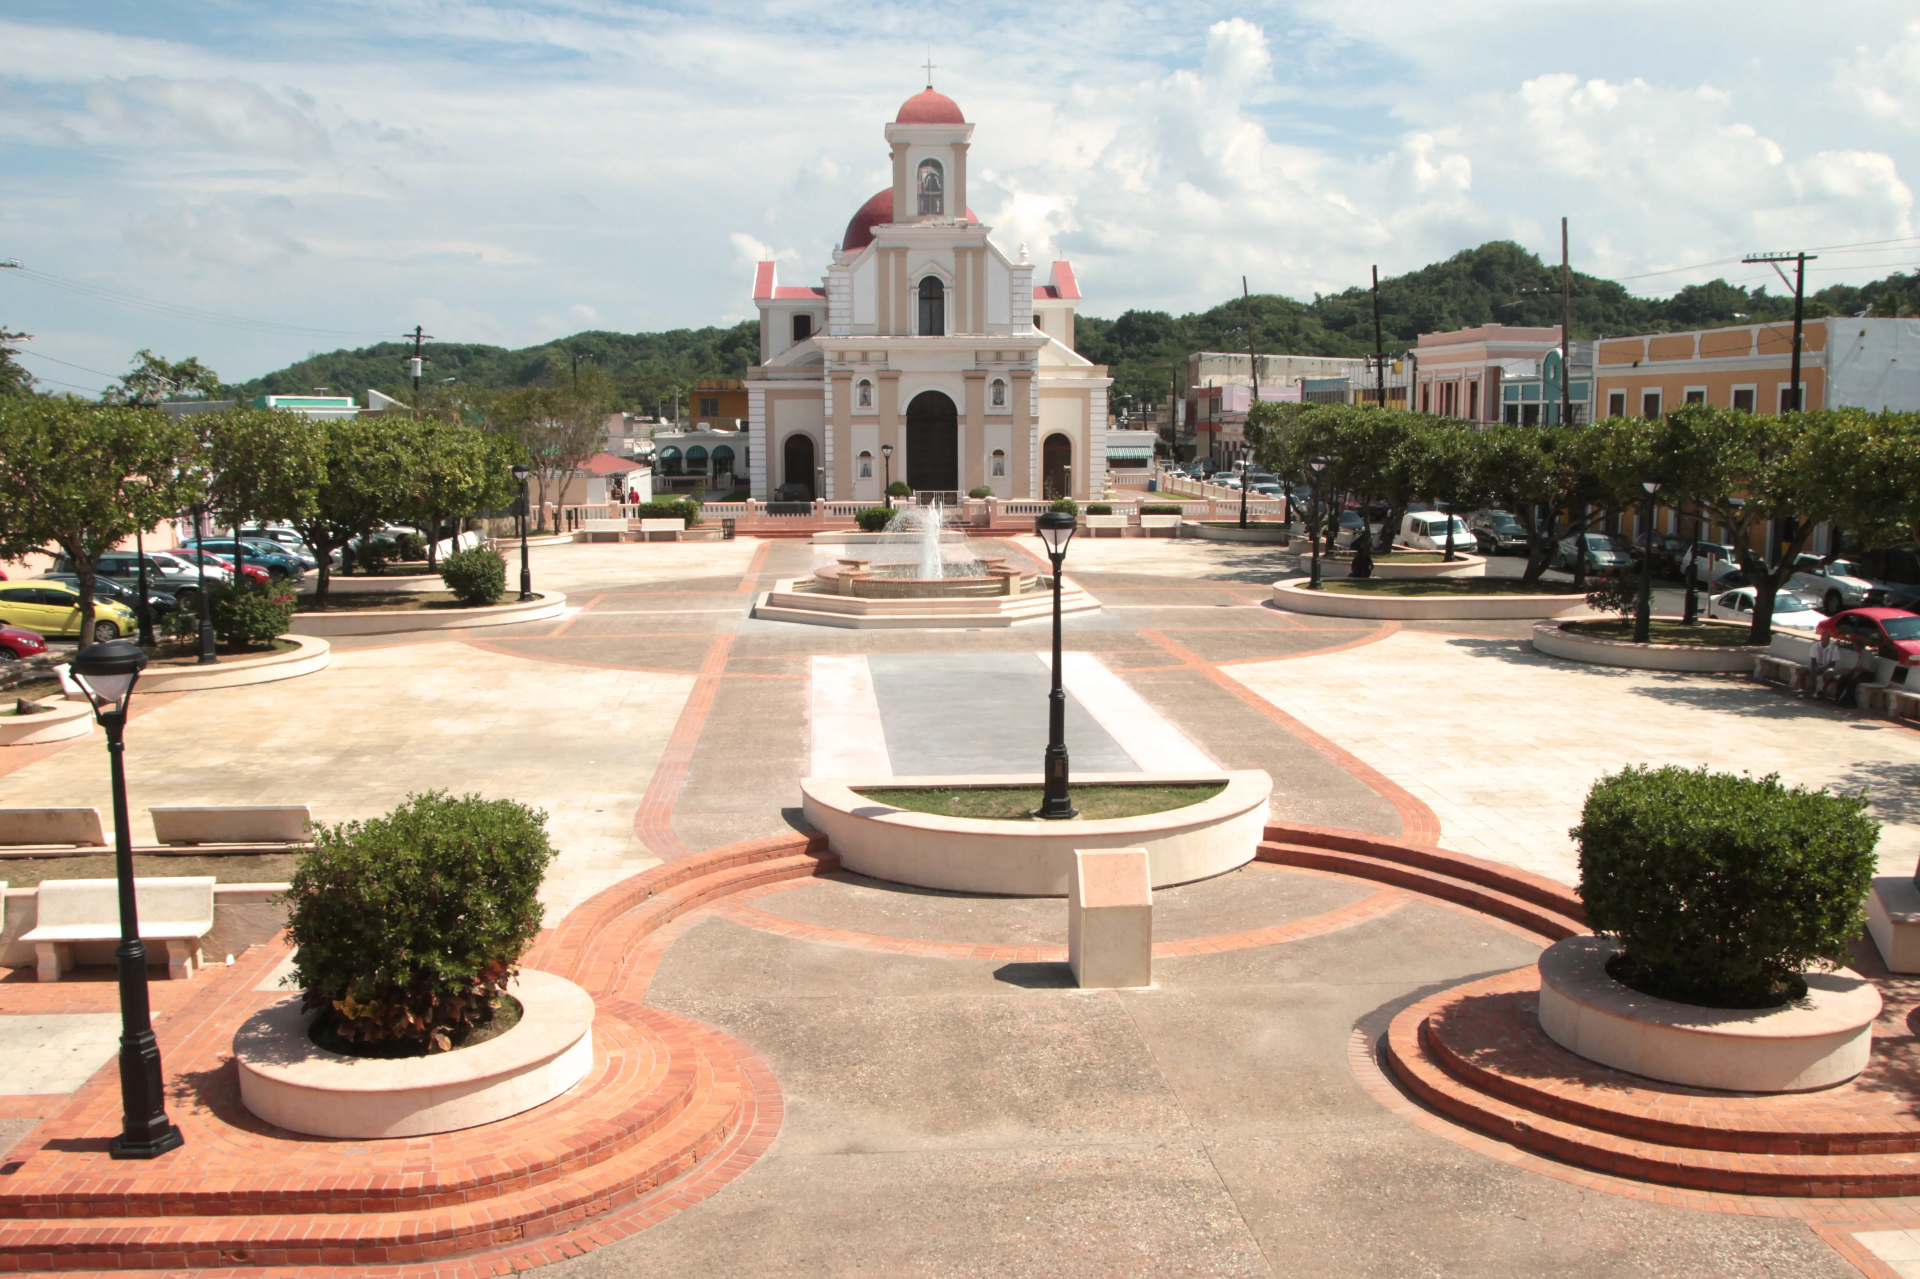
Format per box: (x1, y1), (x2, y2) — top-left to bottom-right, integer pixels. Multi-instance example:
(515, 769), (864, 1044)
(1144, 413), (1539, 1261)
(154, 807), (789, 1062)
(812, 557), (1043, 600)
(754, 575), (1100, 628)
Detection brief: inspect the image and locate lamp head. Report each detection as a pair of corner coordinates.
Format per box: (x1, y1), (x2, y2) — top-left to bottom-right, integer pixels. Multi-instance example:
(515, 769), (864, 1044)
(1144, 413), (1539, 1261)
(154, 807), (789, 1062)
(511, 463), (531, 483)
(1641, 474), (1664, 496)
(1308, 456), (1328, 475)
(70, 639), (146, 719)
(881, 444), (894, 459)
(1035, 510), (1077, 556)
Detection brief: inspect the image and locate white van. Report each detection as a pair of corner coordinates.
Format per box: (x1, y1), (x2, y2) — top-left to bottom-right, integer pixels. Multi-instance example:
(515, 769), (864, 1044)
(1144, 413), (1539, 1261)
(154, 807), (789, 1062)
(1399, 511), (1473, 552)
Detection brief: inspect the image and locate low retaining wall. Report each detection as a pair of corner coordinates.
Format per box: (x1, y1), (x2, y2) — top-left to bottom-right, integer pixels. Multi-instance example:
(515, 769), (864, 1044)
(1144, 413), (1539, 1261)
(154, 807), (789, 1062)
(1364, 553), (1486, 580)
(1270, 579), (1592, 620)
(1185, 522), (1292, 544)
(0, 700), (91, 747)
(308, 574), (444, 596)
(1531, 620), (1763, 673)
(800, 770), (1271, 896)
(0, 881), (288, 970)
(136, 635), (331, 693)
(289, 592), (565, 637)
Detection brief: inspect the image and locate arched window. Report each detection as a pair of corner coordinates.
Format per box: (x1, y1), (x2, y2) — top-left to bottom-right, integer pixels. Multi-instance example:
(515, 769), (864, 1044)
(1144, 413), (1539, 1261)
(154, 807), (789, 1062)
(792, 313), (813, 342)
(710, 444), (735, 475)
(686, 445), (709, 474)
(858, 450), (873, 479)
(990, 378), (1006, 408)
(991, 449), (1006, 478)
(917, 159), (944, 216)
(856, 379), (873, 408)
(918, 275), (945, 337)
(657, 446), (683, 477)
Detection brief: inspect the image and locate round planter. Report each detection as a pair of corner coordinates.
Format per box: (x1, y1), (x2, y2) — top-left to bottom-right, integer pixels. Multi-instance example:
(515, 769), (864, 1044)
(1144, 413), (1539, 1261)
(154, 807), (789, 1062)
(1270, 578), (1591, 621)
(1531, 620), (1764, 673)
(1536, 934), (1880, 1093)
(810, 530), (968, 546)
(135, 634), (332, 693)
(235, 969), (594, 1139)
(1360, 552), (1486, 580)
(800, 769), (1271, 895)
(309, 574), (444, 595)
(1185, 522), (1292, 544)
(0, 698), (91, 746)
(289, 591), (565, 637)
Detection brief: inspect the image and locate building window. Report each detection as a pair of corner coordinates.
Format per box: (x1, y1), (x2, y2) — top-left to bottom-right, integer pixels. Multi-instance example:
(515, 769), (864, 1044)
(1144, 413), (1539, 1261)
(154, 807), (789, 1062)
(856, 379), (873, 408)
(1685, 389), (1706, 405)
(858, 451), (873, 479)
(990, 378), (1006, 408)
(1732, 387), (1756, 412)
(1420, 384), (1430, 413)
(991, 449), (1006, 478)
(1504, 404), (1520, 425)
(1779, 384), (1802, 413)
(1522, 403), (1540, 426)
(917, 159), (944, 216)
(792, 314), (813, 342)
(1607, 391), (1626, 418)
(1641, 391), (1661, 419)
(699, 397), (720, 417)
(918, 275), (945, 337)
(1467, 381), (1479, 421)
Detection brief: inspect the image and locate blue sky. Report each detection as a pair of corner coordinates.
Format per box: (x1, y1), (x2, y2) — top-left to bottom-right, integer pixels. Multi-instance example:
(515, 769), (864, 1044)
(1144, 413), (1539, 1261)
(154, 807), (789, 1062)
(2, 1), (1918, 391)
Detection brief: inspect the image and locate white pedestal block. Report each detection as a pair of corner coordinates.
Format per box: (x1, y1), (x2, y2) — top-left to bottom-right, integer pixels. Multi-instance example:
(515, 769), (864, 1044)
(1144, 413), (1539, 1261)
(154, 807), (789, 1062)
(1868, 876), (1920, 974)
(1069, 848), (1152, 989)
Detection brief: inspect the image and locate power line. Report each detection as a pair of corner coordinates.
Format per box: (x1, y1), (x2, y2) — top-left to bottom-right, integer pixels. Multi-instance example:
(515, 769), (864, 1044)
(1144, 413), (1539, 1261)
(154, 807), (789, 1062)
(0, 265), (397, 340)
(13, 348), (123, 380)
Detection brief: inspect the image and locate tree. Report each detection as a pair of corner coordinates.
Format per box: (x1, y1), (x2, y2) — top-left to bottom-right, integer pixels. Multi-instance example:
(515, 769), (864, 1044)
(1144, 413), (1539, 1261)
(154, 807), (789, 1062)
(199, 406), (325, 533)
(1388, 418), (1489, 561)
(499, 359), (610, 529)
(110, 350), (223, 406)
(0, 399), (192, 641)
(1474, 423), (1611, 583)
(398, 420), (498, 568)
(0, 328), (33, 398)
(290, 417), (411, 608)
(1800, 410), (1920, 560)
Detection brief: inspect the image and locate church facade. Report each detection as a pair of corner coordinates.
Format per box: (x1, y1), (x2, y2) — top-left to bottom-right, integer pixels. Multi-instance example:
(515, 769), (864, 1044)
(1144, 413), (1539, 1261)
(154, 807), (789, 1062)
(746, 87), (1111, 503)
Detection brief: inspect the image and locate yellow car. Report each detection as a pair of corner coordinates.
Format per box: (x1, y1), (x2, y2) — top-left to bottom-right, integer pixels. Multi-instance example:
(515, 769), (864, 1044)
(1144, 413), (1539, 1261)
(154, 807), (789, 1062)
(0, 580), (135, 643)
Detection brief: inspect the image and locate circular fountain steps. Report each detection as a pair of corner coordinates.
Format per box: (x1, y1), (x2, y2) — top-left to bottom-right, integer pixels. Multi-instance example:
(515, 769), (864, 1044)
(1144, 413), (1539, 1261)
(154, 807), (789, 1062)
(753, 575), (1099, 628)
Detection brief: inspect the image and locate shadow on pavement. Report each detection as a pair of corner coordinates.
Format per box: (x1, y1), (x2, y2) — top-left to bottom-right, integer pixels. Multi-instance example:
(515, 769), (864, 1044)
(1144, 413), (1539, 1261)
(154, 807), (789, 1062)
(993, 961), (1076, 989)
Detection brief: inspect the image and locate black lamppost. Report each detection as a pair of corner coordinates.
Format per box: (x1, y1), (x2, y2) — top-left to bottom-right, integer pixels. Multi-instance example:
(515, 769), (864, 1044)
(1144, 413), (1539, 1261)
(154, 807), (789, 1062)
(1034, 511), (1078, 820)
(1682, 501), (1702, 625)
(132, 527), (156, 648)
(69, 640), (183, 1160)
(1307, 456), (1328, 589)
(512, 464), (534, 602)
(1634, 474), (1663, 644)
(190, 504), (216, 664)
(881, 444), (894, 508)
(1236, 446), (1250, 530)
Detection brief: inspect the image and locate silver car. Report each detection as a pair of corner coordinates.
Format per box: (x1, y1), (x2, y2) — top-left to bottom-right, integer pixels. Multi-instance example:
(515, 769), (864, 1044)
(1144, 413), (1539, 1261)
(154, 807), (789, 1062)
(1786, 556), (1878, 615)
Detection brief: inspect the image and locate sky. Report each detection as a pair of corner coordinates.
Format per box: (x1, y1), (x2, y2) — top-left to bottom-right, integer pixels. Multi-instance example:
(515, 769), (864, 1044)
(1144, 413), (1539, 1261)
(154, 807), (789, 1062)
(2, 1), (1919, 393)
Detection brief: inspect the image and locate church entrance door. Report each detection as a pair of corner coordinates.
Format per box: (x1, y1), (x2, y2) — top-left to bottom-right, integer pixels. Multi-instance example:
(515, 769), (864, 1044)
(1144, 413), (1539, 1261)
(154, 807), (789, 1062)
(1043, 433), (1073, 499)
(782, 433), (816, 498)
(906, 391), (959, 495)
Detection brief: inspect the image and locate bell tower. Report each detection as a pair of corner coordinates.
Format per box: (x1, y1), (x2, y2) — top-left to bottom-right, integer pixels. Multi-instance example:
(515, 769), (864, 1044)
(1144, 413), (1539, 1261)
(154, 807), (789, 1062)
(885, 84), (973, 229)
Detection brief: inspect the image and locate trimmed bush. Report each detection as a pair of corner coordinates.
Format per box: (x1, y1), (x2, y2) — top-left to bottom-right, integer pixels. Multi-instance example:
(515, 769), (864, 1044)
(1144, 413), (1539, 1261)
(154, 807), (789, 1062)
(1575, 766), (1878, 1008)
(630, 498), (701, 527)
(358, 537), (397, 573)
(1584, 570), (1638, 617)
(1050, 497), (1080, 517)
(968, 485), (994, 499)
(286, 792), (555, 1055)
(856, 506), (894, 532)
(168, 580), (294, 649)
(1086, 503), (1114, 516)
(1140, 504), (1184, 516)
(394, 532), (426, 561)
(887, 480), (911, 497)
(439, 547), (507, 606)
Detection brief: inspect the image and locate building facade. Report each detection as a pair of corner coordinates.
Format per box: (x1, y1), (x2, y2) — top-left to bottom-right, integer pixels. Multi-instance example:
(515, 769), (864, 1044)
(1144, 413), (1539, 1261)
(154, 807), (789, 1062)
(1408, 325), (1592, 426)
(745, 86), (1110, 501)
(1592, 317), (1920, 419)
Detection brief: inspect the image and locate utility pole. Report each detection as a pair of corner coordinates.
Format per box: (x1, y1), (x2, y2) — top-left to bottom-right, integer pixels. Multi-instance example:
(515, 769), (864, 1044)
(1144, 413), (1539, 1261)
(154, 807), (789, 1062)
(1241, 277), (1260, 465)
(1743, 251), (1818, 412)
(570, 349), (595, 391)
(1559, 218), (1573, 428)
(403, 325), (432, 411)
(1370, 265), (1386, 409)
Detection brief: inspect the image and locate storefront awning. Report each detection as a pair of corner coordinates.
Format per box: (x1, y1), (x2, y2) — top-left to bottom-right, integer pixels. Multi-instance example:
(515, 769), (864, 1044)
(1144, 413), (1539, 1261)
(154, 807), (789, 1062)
(1107, 441), (1155, 460)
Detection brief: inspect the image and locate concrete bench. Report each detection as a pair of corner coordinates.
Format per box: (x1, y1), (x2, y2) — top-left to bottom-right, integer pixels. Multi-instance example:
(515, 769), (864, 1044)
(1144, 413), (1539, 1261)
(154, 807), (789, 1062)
(0, 808), (106, 848)
(1083, 514), (1129, 537)
(1068, 849), (1152, 989)
(638, 518), (686, 542)
(1752, 655), (1810, 692)
(1138, 514), (1182, 536)
(23, 876), (215, 981)
(150, 805), (311, 846)
(578, 517), (627, 543)
(1891, 687), (1920, 724)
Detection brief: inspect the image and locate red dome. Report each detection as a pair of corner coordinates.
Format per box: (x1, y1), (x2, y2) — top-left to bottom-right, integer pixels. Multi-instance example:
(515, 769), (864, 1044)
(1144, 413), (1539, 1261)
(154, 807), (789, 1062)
(841, 188), (979, 252)
(896, 88), (964, 125)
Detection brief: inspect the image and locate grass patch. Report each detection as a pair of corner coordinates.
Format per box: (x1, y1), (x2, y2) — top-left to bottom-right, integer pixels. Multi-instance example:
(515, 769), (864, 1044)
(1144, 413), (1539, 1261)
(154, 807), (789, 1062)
(855, 782), (1226, 821)
(148, 638), (300, 665)
(295, 590), (475, 613)
(310, 994), (522, 1059)
(4, 677), (63, 710)
(1562, 619), (1758, 647)
(1200, 520), (1288, 528)
(1332, 551), (1446, 563)
(0, 852), (301, 888)
(1319, 578), (1584, 597)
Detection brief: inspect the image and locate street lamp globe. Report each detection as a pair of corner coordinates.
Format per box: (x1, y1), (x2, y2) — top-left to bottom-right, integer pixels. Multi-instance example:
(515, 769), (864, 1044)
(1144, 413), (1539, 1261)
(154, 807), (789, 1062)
(511, 463), (531, 483)
(70, 639), (147, 719)
(1641, 474), (1664, 496)
(1308, 456), (1328, 476)
(1036, 510), (1077, 556)
(880, 444), (893, 460)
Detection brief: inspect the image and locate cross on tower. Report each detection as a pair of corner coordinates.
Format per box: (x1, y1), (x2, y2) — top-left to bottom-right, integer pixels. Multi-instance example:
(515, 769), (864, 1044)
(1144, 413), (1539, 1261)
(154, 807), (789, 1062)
(922, 50), (936, 88)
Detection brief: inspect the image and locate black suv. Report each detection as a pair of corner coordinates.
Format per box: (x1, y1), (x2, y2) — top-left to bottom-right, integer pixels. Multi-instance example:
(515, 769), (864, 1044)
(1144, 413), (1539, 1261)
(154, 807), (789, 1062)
(1467, 510), (1529, 556)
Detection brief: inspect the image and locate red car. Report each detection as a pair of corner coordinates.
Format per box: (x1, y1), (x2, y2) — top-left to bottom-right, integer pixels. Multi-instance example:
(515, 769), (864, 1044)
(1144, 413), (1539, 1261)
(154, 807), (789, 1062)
(1815, 608), (1920, 670)
(0, 624), (47, 661)
(168, 547), (269, 585)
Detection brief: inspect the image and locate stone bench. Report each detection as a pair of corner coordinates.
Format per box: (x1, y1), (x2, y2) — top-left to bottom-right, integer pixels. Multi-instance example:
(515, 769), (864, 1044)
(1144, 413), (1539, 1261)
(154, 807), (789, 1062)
(1083, 514), (1129, 537)
(1068, 848), (1152, 989)
(1752, 655), (1810, 692)
(23, 876), (215, 981)
(0, 808), (107, 848)
(1138, 514), (1182, 536)
(638, 518), (686, 542)
(150, 805), (311, 846)
(1891, 687), (1920, 724)
(578, 517), (627, 543)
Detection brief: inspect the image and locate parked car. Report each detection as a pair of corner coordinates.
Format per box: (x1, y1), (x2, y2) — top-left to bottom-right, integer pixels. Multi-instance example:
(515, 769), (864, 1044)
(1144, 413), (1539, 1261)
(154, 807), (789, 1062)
(1706, 587), (1823, 627)
(1551, 532), (1634, 574)
(189, 538), (305, 581)
(167, 546), (267, 585)
(0, 624), (46, 661)
(1675, 542), (1741, 583)
(1467, 510), (1529, 556)
(239, 529), (319, 567)
(1630, 533), (1689, 579)
(1816, 608), (1920, 675)
(1785, 555), (1880, 615)
(1399, 510), (1474, 552)
(0, 582), (135, 642)
(42, 574), (179, 616)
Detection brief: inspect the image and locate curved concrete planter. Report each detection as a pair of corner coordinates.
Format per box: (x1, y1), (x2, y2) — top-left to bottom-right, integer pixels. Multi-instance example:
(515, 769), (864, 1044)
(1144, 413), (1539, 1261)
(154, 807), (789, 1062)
(0, 699), (91, 747)
(1536, 935), (1880, 1093)
(1270, 579), (1591, 621)
(289, 592), (565, 637)
(235, 969), (594, 1138)
(1185, 522), (1292, 544)
(136, 635), (332, 693)
(1531, 621), (1764, 673)
(810, 530), (967, 546)
(310, 574), (444, 596)
(800, 769), (1271, 896)
(1363, 553), (1486, 580)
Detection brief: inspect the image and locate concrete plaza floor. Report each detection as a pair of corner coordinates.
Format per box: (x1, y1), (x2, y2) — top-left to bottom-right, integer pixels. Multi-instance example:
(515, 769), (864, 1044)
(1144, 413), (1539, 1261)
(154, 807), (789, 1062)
(0, 531), (1911, 1276)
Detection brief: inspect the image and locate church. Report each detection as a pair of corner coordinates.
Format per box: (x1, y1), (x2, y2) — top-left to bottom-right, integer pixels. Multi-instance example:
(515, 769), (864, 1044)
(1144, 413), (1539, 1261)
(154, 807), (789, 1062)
(745, 85), (1112, 503)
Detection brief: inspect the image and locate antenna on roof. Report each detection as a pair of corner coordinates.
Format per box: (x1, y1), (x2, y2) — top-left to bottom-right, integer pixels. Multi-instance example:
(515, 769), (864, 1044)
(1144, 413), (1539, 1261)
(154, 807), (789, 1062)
(923, 49), (936, 89)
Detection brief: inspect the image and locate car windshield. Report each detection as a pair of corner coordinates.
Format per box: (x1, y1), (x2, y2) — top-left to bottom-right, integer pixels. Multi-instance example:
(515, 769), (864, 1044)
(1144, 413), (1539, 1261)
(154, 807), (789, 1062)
(1827, 560), (1859, 577)
(1775, 596), (1813, 612)
(1882, 617), (1920, 639)
(1491, 517), (1524, 532)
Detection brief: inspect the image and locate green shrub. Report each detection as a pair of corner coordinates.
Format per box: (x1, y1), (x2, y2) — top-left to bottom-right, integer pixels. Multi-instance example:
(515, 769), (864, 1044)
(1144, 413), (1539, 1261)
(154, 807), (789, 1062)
(1051, 497), (1080, 517)
(1140, 504), (1184, 516)
(394, 532), (426, 561)
(857, 506), (895, 532)
(358, 537), (397, 573)
(1086, 503), (1114, 516)
(1574, 766), (1878, 1008)
(968, 485), (994, 499)
(887, 480), (911, 497)
(1584, 570), (1638, 617)
(630, 498), (702, 527)
(174, 580), (293, 649)
(439, 547), (507, 606)
(286, 792), (555, 1055)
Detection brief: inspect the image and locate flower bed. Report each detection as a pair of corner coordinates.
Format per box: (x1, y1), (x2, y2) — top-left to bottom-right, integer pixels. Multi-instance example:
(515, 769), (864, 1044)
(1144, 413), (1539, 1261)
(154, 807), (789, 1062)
(1532, 619), (1763, 672)
(1271, 578), (1590, 620)
(289, 591), (564, 636)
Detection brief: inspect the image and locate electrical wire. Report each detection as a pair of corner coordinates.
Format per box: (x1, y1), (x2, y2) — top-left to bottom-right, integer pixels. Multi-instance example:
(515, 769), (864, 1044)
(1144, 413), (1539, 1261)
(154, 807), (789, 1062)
(12, 349), (122, 380)
(0, 266), (397, 340)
